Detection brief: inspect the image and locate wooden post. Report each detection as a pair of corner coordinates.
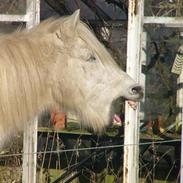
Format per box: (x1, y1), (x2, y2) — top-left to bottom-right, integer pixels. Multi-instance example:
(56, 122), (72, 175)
(22, 118), (38, 183)
(123, 1), (144, 183)
(22, 1), (40, 183)
(26, 0), (40, 29)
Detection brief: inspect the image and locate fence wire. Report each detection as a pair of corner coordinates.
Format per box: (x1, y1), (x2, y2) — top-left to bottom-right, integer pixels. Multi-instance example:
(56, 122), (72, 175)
(0, 138), (181, 158)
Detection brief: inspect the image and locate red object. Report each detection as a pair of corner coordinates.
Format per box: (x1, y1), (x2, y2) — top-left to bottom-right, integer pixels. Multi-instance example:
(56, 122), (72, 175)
(51, 111), (66, 130)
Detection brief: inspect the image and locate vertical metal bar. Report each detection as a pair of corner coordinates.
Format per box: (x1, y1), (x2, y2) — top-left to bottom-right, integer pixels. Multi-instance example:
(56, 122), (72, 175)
(181, 107), (183, 183)
(140, 32), (147, 120)
(123, 1), (144, 183)
(177, 71), (183, 183)
(22, 1), (40, 183)
(177, 74), (183, 130)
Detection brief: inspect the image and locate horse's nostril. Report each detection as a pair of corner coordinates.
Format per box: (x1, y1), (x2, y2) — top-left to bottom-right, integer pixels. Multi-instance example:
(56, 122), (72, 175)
(130, 85), (143, 95)
(131, 86), (142, 95)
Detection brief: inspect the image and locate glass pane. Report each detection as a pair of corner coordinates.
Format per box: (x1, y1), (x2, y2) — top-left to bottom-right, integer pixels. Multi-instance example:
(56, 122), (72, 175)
(144, 0), (183, 17)
(0, 0), (26, 14)
(139, 24), (182, 182)
(0, 22), (25, 33)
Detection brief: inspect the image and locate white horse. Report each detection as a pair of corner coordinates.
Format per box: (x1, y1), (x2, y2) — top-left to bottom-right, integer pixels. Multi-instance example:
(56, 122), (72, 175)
(0, 10), (143, 146)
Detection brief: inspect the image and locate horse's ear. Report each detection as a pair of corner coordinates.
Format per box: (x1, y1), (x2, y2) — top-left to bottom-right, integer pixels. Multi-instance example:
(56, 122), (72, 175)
(54, 10), (80, 41)
(68, 9), (80, 30)
(63, 9), (80, 38)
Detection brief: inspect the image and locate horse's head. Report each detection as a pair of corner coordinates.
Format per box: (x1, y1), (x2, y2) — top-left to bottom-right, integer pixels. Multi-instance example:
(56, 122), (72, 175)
(48, 10), (143, 132)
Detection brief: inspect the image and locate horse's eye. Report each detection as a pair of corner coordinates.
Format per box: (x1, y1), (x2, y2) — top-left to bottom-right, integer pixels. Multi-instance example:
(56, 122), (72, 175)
(86, 55), (96, 62)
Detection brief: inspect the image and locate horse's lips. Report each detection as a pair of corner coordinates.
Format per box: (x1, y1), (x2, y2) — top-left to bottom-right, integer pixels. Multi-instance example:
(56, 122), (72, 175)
(112, 100), (137, 126)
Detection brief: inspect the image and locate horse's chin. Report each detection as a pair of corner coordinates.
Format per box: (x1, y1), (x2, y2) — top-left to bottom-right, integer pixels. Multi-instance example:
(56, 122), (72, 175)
(79, 95), (140, 133)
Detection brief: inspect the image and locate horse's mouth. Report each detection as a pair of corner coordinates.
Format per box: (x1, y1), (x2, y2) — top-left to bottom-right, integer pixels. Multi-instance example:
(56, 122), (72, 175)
(109, 97), (139, 127)
(112, 113), (122, 126)
(112, 100), (138, 125)
(109, 97), (123, 126)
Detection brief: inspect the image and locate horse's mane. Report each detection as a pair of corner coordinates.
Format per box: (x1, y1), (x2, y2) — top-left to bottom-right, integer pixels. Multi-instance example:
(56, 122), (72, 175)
(0, 18), (59, 145)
